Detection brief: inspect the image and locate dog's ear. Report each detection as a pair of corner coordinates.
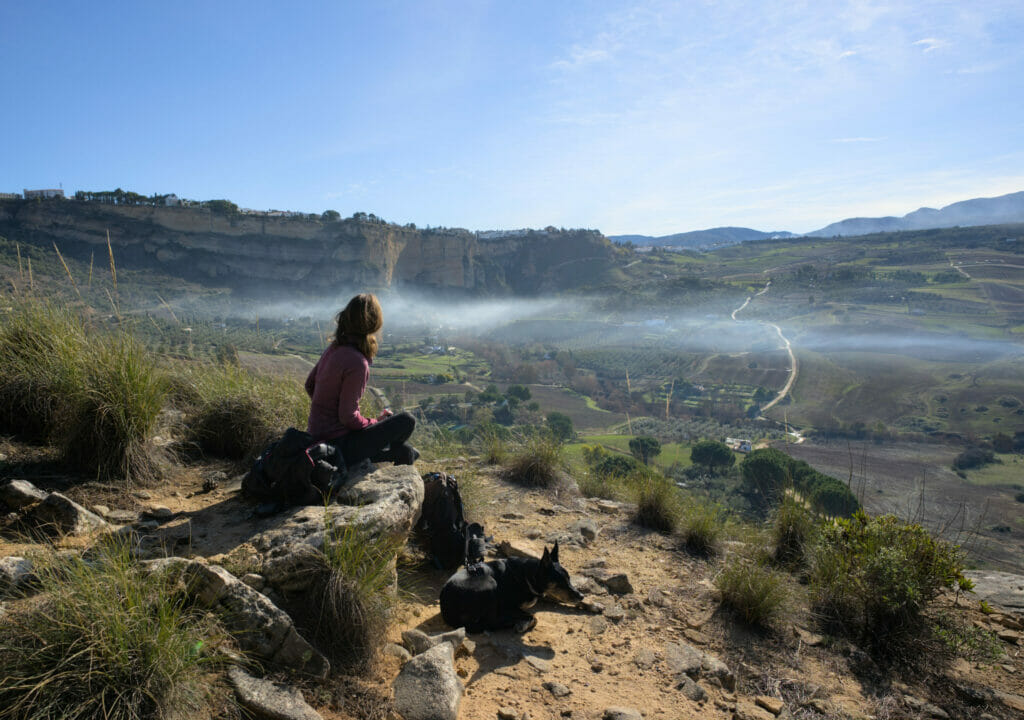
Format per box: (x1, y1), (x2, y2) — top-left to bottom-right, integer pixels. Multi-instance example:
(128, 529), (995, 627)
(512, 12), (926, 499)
(551, 541), (559, 563)
(540, 545), (551, 566)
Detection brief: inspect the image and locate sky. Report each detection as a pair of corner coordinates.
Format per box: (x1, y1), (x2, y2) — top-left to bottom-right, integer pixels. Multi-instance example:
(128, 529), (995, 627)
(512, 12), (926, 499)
(2, 1), (1023, 235)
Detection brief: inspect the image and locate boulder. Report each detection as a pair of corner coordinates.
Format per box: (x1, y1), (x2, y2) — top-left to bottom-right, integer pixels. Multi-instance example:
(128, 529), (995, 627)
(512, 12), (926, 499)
(184, 562), (328, 677)
(393, 643), (463, 720)
(253, 465), (423, 593)
(29, 492), (109, 535)
(227, 666), (322, 720)
(702, 653), (736, 691)
(603, 573), (634, 595)
(0, 479), (48, 510)
(677, 677), (707, 703)
(965, 570), (1024, 614)
(0, 556), (34, 597)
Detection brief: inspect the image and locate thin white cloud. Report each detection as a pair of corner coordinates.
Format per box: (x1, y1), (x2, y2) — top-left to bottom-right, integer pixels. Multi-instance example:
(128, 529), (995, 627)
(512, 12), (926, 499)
(913, 37), (947, 53)
(838, 50), (858, 59)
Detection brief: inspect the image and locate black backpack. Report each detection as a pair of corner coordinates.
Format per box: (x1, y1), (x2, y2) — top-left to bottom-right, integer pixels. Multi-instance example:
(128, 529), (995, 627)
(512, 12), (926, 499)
(242, 428), (346, 509)
(417, 472), (469, 569)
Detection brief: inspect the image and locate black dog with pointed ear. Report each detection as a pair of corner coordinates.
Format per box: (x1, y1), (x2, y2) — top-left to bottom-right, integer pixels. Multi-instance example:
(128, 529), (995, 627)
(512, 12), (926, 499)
(439, 541), (584, 633)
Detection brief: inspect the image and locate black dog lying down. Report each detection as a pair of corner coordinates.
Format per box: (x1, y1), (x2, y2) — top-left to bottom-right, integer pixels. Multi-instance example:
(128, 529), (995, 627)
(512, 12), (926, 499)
(439, 542), (584, 633)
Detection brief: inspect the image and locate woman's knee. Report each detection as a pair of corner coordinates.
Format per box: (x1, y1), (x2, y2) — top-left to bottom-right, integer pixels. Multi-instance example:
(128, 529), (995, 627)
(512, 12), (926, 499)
(393, 411), (415, 433)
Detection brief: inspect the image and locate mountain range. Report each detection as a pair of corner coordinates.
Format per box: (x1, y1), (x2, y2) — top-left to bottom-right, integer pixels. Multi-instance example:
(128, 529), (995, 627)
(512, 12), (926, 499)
(610, 190), (1024, 249)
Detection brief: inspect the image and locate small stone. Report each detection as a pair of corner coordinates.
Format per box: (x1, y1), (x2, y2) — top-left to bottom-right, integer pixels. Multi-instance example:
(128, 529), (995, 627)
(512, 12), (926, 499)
(664, 642), (703, 677)
(524, 527), (543, 539)
(595, 500), (619, 514)
(602, 573), (633, 595)
(498, 540), (542, 560)
(502, 512), (526, 520)
(604, 604), (626, 623)
(146, 507), (174, 521)
(602, 708), (641, 720)
(646, 587), (669, 607)
(585, 558), (607, 568)
(543, 681), (571, 698)
(734, 701), (774, 720)
(588, 616), (608, 635)
(0, 557), (34, 597)
(581, 599), (605, 614)
(92, 505), (111, 517)
(793, 626), (824, 646)
(684, 629), (709, 645)
(133, 490), (152, 500)
(997, 629), (1021, 644)
(633, 648), (657, 669)
(591, 660), (604, 672)
(560, 711), (572, 718)
(136, 519), (161, 533)
(573, 518), (598, 541)
(461, 638), (476, 656)
(702, 654), (735, 691)
(498, 708), (517, 720)
(524, 655), (550, 673)
(676, 677), (706, 703)
(755, 696), (784, 715)
(384, 643), (412, 663)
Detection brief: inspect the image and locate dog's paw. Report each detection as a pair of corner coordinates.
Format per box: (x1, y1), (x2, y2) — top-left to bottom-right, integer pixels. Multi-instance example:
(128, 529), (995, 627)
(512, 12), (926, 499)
(514, 616), (537, 634)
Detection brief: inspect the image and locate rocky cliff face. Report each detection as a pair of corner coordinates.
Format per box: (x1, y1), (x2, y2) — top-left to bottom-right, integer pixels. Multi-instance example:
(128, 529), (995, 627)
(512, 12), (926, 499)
(0, 200), (615, 295)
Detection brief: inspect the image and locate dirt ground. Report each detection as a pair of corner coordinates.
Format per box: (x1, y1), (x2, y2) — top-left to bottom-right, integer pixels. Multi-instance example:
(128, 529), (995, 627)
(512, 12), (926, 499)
(2, 441), (1023, 720)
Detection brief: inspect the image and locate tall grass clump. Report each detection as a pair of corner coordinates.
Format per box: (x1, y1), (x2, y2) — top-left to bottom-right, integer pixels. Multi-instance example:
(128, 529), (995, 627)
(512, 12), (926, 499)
(577, 444), (640, 499)
(715, 558), (789, 629)
(66, 335), (169, 482)
(632, 471), (682, 533)
(0, 299), (168, 483)
(0, 300), (87, 440)
(772, 497), (819, 569)
(679, 500), (722, 556)
(504, 432), (567, 488)
(292, 520), (402, 671)
(476, 422), (512, 465)
(171, 362), (307, 460)
(0, 542), (230, 719)
(809, 511), (967, 646)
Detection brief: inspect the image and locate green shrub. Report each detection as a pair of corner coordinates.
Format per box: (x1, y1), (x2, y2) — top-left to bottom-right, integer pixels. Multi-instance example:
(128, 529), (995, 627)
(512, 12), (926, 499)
(715, 559), (788, 629)
(809, 511), (967, 644)
(545, 411), (574, 441)
(0, 542), (230, 719)
(476, 422), (512, 465)
(0, 300), (168, 483)
(65, 335), (168, 482)
(577, 469), (624, 500)
(772, 497), (818, 568)
(290, 520), (401, 671)
(679, 500), (721, 555)
(504, 433), (566, 488)
(173, 362), (307, 460)
(633, 473), (682, 533)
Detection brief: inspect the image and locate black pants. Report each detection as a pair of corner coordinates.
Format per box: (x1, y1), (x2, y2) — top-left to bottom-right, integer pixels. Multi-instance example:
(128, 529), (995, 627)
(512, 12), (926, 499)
(333, 411), (417, 467)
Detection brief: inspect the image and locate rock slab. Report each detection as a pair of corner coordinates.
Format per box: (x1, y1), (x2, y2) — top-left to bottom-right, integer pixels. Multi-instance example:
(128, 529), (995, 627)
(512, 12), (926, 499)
(0, 479), (48, 510)
(228, 666), (322, 720)
(393, 643), (463, 720)
(29, 492), (109, 535)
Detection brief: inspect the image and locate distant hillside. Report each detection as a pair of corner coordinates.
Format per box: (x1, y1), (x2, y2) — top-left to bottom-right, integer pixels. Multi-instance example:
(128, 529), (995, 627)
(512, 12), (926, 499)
(609, 226), (796, 250)
(0, 198), (617, 297)
(809, 190), (1024, 237)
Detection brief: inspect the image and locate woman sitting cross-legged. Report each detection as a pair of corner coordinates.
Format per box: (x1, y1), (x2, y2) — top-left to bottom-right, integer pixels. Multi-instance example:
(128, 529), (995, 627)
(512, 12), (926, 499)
(305, 293), (419, 466)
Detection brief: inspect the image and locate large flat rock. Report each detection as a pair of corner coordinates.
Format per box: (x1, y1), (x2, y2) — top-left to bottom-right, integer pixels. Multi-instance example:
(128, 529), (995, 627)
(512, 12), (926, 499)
(965, 570), (1024, 614)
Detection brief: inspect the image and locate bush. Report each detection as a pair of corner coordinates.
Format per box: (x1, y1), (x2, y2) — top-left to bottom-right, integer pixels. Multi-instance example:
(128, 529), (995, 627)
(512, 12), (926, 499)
(172, 362), (307, 461)
(0, 542), (230, 718)
(286, 520), (401, 671)
(809, 511), (967, 644)
(715, 559), (788, 629)
(0, 300), (168, 483)
(679, 500), (721, 555)
(504, 433), (566, 488)
(476, 422), (512, 465)
(953, 446), (995, 470)
(772, 497), (818, 568)
(633, 473), (682, 533)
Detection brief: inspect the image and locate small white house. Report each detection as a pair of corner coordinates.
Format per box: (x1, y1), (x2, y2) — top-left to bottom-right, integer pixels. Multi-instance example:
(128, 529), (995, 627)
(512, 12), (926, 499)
(164, 194), (181, 206)
(23, 188), (64, 199)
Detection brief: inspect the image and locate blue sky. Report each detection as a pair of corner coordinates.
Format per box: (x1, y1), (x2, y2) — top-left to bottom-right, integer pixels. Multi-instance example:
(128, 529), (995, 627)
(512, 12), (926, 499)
(2, 1), (1022, 235)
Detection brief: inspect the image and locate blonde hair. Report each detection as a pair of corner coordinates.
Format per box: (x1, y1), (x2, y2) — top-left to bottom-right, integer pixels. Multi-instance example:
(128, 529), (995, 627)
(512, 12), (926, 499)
(333, 293), (383, 359)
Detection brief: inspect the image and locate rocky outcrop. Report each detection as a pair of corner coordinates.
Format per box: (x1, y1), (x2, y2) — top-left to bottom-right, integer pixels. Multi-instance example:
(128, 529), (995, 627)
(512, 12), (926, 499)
(0, 199), (616, 295)
(392, 643), (463, 720)
(966, 570), (1024, 614)
(255, 464), (423, 593)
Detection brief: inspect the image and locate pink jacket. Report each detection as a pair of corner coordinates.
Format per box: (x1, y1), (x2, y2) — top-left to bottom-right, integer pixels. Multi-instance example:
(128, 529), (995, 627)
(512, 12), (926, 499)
(305, 344), (376, 441)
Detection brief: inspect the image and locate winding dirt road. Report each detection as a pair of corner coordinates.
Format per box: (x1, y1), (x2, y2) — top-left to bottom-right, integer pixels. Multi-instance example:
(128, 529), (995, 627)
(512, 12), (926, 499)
(730, 281), (798, 414)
